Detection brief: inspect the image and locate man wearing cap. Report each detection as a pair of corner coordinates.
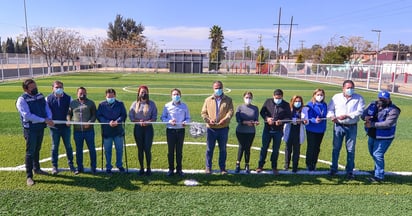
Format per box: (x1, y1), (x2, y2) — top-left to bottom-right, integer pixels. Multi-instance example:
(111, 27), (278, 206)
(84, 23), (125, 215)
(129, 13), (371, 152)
(327, 80), (365, 180)
(362, 90), (401, 182)
(256, 89), (291, 175)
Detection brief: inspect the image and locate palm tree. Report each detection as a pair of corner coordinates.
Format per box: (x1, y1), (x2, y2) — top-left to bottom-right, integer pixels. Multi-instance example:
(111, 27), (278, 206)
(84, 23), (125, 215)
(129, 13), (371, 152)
(208, 25), (224, 71)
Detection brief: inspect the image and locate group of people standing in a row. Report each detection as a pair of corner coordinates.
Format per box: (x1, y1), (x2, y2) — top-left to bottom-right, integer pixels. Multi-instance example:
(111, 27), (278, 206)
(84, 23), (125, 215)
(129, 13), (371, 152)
(16, 79), (400, 187)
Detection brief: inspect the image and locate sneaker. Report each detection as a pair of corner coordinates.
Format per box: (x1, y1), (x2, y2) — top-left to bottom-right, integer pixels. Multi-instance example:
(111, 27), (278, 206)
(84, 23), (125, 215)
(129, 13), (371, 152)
(26, 178), (35, 186)
(346, 173), (355, 180)
(51, 167), (58, 175)
(368, 176), (382, 183)
(255, 167), (263, 173)
(138, 168), (145, 176)
(69, 165), (77, 173)
(118, 167), (125, 173)
(220, 169), (228, 175)
(176, 170), (185, 177)
(146, 168), (152, 176)
(34, 169), (48, 175)
(167, 170), (174, 176)
(272, 169), (279, 175)
(235, 164), (240, 173)
(205, 167), (212, 175)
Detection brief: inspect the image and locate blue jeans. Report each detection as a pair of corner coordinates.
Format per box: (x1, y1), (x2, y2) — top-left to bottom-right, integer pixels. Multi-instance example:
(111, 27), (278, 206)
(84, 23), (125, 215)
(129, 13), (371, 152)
(74, 130), (97, 171)
(330, 124), (357, 174)
(50, 126), (74, 168)
(368, 137), (393, 180)
(258, 130), (283, 169)
(103, 135), (124, 170)
(205, 127), (229, 170)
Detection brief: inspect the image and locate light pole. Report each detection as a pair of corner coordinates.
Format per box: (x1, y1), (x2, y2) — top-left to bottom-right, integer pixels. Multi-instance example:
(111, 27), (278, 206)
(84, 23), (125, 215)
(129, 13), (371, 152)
(371, 29), (381, 91)
(24, 0), (32, 78)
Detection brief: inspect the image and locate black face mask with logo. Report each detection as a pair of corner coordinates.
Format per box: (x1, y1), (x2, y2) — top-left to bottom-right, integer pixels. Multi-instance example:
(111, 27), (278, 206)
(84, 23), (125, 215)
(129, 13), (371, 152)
(30, 88), (38, 95)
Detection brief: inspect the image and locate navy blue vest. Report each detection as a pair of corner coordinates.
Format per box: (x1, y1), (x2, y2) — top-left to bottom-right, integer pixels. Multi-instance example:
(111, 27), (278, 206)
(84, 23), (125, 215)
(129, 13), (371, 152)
(21, 93), (47, 129)
(47, 93), (71, 129)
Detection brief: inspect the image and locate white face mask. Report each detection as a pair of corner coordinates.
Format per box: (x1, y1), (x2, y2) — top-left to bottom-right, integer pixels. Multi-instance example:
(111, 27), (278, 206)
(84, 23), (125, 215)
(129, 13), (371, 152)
(273, 98), (282, 105)
(244, 98), (252, 105)
(315, 95), (324, 102)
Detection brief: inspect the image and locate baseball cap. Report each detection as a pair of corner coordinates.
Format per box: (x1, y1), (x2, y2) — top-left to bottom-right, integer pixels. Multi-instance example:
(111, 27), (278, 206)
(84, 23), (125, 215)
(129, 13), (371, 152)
(378, 90), (390, 99)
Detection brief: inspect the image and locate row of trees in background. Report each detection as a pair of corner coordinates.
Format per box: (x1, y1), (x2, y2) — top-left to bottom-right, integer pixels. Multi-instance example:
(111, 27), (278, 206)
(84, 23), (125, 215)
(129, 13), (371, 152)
(1, 15), (412, 72)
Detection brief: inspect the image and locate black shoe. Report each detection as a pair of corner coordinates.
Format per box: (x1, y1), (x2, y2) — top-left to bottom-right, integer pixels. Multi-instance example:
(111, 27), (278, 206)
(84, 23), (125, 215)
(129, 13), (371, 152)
(91, 168), (97, 175)
(328, 170), (337, 176)
(368, 176), (382, 183)
(118, 167), (125, 173)
(106, 169), (112, 176)
(176, 170), (185, 176)
(292, 168), (298, 173)
(346, 173), (355, 180)
(235, 163), (240, 173)
(245, 164), (250, 174)
(69, 165), (77, 173)
(167, 170), (174, 176)
(138, 168), (145, 176)
(146, 169), (152, 176)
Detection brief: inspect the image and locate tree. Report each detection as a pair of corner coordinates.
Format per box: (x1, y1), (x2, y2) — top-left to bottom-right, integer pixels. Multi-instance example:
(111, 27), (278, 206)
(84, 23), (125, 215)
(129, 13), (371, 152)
(107, 14), (146, 67)
(31, 27), (83, 74)
(6, 38), (15, 53)
(256, 45), (268, 73)
(208, 25), (224, 71)
(321, 45), (353, 64)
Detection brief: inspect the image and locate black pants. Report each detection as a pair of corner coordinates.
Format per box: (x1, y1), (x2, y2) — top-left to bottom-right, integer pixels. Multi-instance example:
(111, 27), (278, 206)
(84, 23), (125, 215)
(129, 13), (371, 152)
(236, 131), (255, 164)
(305, 130), (325, 171)
(166, 128), (185, 171)
(24, 127), (45, 178)
(284, 124), (300, 171)
(133, 125), (154, 169)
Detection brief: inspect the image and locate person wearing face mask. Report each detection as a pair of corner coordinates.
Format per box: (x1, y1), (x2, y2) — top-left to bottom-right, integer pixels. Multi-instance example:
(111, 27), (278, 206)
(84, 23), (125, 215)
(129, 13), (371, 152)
(16, 79), (54, 186)
(201, 81), (234, 175)
(362, 91), (400, 182)
(67, 87), (97, 174)
(282, 95), (308, 173)
(327, 80), (365, 180)
(160, 88), (191, 176)
(234, 91), (259, 174)
(97, 88), (127, 175)
(129, 85), (158, 176)
(256, 89), (291, 175)
(46, 80), (76, 175)
(303, 89), (328, 171)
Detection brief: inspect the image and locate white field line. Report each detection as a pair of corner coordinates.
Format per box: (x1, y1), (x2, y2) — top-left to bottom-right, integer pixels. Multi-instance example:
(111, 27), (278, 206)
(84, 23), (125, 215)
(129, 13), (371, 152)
(2, 142), (412, 176)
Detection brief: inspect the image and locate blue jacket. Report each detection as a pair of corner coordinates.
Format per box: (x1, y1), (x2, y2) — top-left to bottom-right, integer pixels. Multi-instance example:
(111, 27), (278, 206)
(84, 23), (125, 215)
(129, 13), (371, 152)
(362, 102), (401, 139)
(16, 93), (50, 129)
(304, 101), (327, 133)
(97, 100), (127, 138)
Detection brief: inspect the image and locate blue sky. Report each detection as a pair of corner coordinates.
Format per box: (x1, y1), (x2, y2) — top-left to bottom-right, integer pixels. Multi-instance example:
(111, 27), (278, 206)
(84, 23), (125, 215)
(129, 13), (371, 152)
(1, 0), (411, 51)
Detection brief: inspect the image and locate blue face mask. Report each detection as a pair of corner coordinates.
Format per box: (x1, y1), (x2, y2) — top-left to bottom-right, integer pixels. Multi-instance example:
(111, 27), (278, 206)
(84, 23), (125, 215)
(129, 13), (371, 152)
(55, 88), (64, 95)
(214, 88), (223, 96)
(274, 98), (282, 105)
(294, 101), (302, 108)
(106, 97), (115, 104)
(345, 88), (354, 96)
(172, 95), (181, 103)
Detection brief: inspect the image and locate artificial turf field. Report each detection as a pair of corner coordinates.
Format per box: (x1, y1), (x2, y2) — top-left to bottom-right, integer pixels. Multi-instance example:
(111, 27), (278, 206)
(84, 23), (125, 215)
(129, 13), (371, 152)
(0, 72), (411, 215)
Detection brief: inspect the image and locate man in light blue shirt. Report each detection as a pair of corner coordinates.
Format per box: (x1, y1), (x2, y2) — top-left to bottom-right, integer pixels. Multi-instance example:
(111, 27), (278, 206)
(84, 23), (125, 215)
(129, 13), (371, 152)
(161, 88), (191, 176)
(327, 80), (365, 180)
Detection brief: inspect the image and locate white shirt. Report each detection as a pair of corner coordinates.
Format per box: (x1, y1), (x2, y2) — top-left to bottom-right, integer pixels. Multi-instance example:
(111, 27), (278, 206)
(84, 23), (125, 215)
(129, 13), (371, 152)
(327, 92), (365, 125)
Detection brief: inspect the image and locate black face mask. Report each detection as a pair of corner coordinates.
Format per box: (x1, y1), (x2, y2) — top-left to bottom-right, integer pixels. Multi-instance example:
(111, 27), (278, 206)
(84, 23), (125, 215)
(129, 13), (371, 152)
(377, 100), (388, 109)
(30, 88), (38, 95)
(139, 93), (148, 100)
(79, 94), (87, 100)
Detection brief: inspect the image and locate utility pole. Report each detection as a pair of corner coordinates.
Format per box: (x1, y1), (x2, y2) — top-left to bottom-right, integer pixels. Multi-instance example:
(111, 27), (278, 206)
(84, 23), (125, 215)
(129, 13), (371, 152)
(299, 40), (305, 52)
(274, 7), (297, 62)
